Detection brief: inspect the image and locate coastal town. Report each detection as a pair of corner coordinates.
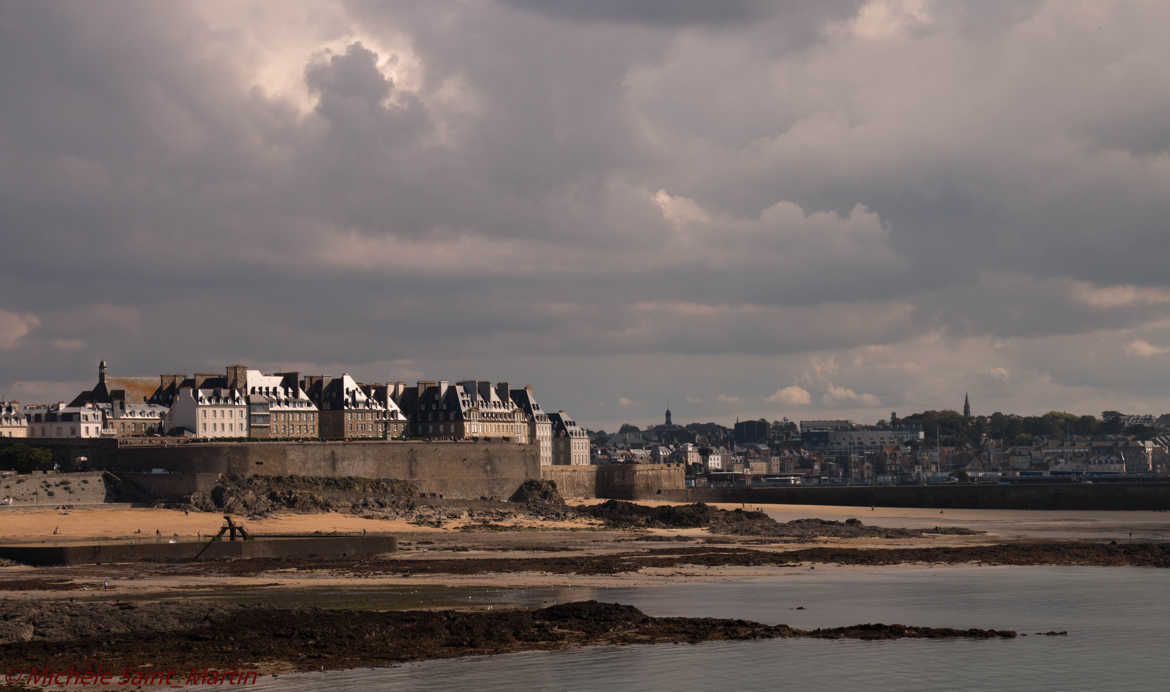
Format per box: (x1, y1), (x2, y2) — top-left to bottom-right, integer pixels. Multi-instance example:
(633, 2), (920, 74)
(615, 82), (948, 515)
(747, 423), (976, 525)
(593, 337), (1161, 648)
(6, 2), (1170, 689)
(3, 361), (1168, 488)
(593, 400), (1170, 485)
(0, 361), (589, 468)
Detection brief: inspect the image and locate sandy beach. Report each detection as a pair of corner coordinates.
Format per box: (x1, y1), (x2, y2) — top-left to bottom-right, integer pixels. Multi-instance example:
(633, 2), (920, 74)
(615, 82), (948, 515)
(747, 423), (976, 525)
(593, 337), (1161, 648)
(2, 501), (1168, 597)
(5, 500), (1170, 544)
(2, 499), (1167, 685)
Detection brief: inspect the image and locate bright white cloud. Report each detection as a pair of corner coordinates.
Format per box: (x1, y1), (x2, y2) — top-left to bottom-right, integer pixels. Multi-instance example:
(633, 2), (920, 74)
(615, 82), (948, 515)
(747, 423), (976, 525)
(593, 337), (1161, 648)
(1126, 339), (1170, 357)
(768, 385), (812, 406)
(653, 189), (710, 227)
(824, 383), (881, 407)
(843, 0), (932, 40)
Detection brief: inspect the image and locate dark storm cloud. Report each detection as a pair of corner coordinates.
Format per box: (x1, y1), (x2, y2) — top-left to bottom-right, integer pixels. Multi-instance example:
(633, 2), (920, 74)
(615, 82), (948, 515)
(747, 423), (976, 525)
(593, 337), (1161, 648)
(1, 0), (1169, 424)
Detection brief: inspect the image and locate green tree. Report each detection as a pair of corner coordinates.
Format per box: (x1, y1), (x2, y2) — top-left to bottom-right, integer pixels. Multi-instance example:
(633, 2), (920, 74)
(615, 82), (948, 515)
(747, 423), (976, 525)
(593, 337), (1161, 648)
(1125, 424), (1157, 441)
(0, 444), (54, 474)
(1102, 411), (1124, 435)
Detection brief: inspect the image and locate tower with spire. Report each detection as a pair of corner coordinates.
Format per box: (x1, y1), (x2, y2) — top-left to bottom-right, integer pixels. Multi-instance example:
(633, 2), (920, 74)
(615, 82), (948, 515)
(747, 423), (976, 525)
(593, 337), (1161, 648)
(664, 402), (672, 427)
(963, 392), (971, 419)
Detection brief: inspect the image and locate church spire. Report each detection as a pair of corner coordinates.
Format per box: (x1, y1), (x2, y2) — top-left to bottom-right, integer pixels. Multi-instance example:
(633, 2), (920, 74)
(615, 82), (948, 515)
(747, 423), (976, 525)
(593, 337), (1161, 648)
(665, 401), (672, 427)
(963, 392), (971, 418)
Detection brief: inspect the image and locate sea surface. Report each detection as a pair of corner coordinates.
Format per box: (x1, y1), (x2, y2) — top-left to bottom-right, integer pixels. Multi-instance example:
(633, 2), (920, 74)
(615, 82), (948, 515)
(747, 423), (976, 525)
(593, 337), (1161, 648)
(249, 566), (1170, 691)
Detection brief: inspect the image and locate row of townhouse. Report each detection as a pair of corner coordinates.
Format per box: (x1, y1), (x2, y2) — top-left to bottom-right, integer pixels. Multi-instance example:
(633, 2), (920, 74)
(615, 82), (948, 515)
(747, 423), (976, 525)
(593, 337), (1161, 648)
(11, 362), (589, 466)
(388, 380), (587, 466)
(982, 438), (1170, 475)
(20, 402), (104, 439)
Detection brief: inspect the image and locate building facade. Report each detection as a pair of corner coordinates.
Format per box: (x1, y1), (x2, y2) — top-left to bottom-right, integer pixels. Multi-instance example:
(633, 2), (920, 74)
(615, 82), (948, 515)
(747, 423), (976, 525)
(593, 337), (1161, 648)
(400, 380), (527, 442)
(103, 400), (168, 437)
(166, 387), (247, 438)
(699, 446), (724, 471)
(733, 418), (769, 444)
(238, 369), (319, 440)
(357, 382), (409, 439)
(26, 403), (104, 439)
(304, 373), (398, 440)
(548, 410), (589, 465)
(0, 402), (28, 438)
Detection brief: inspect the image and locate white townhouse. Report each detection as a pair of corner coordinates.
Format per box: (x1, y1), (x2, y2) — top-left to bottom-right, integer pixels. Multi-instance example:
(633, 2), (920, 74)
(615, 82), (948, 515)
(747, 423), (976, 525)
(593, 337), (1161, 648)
(26, 403), (104, 439)
(166, 387), (247, 439)
(0, 402), (28, 438)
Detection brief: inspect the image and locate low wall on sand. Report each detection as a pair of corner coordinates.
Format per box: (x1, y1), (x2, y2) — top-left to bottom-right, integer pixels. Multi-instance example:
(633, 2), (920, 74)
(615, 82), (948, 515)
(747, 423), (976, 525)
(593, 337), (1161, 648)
(660, 482), (1170, 510)
(0, 535), (398, 566)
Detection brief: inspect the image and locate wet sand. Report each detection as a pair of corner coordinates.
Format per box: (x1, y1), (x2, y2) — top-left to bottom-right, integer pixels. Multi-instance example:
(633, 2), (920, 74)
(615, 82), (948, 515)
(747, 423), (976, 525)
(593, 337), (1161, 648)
(588, 499), (1170, 542)
(0, 507), (601, 543)
(6, 502), (1169, 545)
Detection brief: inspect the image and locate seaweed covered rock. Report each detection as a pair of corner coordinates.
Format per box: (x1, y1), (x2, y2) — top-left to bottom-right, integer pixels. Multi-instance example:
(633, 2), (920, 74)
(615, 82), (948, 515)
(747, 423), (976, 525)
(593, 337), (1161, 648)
(581, 500), (715, 528)
(189, 475), (419, 516)
(508, 480), (565, 506)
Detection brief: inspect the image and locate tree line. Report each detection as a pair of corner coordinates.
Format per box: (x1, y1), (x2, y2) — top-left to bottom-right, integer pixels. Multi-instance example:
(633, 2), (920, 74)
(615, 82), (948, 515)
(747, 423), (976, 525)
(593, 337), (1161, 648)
(896, 410), (1164, 448)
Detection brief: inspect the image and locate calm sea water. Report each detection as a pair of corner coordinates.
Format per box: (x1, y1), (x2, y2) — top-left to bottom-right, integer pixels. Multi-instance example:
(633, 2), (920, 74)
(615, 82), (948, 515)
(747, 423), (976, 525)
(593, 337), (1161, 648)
(250, 566), (1170, 691)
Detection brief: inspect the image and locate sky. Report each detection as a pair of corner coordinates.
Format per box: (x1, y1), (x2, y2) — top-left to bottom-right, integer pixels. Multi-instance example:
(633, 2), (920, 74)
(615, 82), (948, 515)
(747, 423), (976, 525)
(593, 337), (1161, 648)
(1, 0), (1169, 431)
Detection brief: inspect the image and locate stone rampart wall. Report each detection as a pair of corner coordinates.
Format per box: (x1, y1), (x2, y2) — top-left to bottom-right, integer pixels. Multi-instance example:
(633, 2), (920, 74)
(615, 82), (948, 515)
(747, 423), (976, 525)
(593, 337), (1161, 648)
(1, 439), (538, 500)
(542, 464), (686, 499)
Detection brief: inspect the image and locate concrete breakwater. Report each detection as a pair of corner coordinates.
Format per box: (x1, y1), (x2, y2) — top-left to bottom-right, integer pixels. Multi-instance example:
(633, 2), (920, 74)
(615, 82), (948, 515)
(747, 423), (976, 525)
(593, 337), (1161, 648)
(0, 535), (398, 566)
(662, 483), (1170, 510)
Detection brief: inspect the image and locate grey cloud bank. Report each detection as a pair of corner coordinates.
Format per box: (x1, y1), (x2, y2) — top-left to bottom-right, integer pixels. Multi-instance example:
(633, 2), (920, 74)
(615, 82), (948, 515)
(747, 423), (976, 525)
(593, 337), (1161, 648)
(1, 0), (1168, 429)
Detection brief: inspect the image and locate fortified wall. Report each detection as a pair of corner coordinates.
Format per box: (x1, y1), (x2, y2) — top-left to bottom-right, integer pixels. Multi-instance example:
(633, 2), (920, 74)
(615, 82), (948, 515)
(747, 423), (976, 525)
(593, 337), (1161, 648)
(542, 464), (685, 499)
(1, 440), (685, 501)
(2, 439), (538, 500)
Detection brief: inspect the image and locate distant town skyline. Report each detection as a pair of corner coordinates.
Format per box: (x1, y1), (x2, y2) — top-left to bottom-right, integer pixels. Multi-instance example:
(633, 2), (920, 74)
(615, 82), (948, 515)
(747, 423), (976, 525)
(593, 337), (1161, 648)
(2, 3), (1170, 431)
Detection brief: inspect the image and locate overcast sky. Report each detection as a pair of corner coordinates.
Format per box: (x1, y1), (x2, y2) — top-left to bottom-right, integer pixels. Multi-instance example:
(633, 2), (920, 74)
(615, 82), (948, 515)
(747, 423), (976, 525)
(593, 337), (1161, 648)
(2, 1), (1169, 430)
